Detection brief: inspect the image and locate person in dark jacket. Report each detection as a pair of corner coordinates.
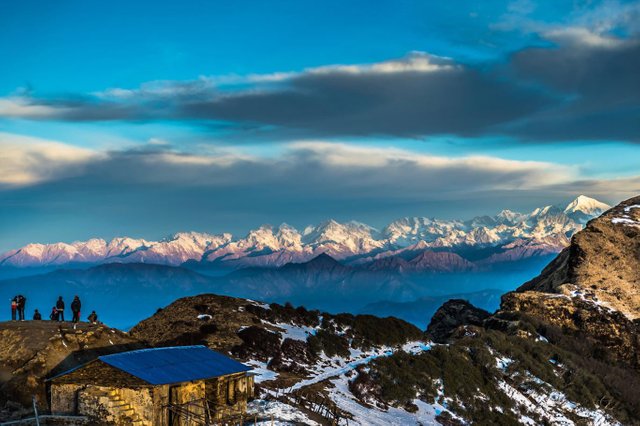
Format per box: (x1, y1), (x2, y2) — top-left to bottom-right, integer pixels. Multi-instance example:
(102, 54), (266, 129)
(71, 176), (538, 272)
(33, 309), (42, 320)
(56, 296), (65, 321)
(16, 295), (26, 321)
(11, 297), (17, 321)
(87, 311), (98, 324)
(71, 296), (81, 323)
(49, 306), (58, 321)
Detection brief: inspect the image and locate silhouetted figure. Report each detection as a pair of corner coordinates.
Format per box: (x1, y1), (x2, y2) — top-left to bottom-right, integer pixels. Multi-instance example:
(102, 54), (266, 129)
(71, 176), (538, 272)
(33, 309), (42, 321)
(87, 311), (98, 324)
(16, 295), (26, 321)
(50, 307), (58, 321)
(11, 297), (17, 321)
(71, 296), (81, 323)
(56, 296), (65, 322)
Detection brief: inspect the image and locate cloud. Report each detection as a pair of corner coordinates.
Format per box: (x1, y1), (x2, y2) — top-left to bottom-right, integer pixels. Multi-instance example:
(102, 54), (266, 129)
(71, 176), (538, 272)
(0, 133), (98, 186)
(182, 53), (550, 138)
(543, 27), (630, 48)
(509, 29), (640, 141)
(0, 135), (583, 203)
(0, 134), (575, 189)
(95, 76), (218, 100)
(0, 41), (636, 143)
(1, 136), (636, 248)
(303, 51), (456, 75)
(0, 98), (67, 119)
(0, 52), (551, 139)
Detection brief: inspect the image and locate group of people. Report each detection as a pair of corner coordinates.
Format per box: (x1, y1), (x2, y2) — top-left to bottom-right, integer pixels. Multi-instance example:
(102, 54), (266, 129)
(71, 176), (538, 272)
(10, 294), (99, 324)
(10, 295), (26, 321)
(50, 295), (83, 322)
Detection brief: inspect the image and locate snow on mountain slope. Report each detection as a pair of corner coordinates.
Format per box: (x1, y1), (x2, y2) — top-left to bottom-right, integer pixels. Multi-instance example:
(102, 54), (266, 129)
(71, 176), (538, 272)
(0, 195), (609, 270)
(564, 195), (611, 216)
(302, 220), (387, 256)
(563, 195), (611, 223)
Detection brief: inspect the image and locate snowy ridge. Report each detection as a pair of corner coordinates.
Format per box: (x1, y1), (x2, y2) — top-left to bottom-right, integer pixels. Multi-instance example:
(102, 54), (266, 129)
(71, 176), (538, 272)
(247, 316), (618, 425)
(564, 195), (611, 217)
(0, 196), (610, 269)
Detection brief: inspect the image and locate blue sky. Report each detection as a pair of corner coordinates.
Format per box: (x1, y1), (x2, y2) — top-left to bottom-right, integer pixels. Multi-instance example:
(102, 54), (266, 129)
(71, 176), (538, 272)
(1, 0), (639, 251)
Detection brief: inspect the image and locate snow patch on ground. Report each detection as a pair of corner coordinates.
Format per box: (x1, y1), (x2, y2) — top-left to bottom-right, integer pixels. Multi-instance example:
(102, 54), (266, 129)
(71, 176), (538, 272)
(272, 322), (317, 341)
(289, 349), (392, 392)
(246, 360), (279, 383)
(287, 341), (431, 393)
(402, 341), (432, 354)
(248, 300), (271, 310)
(569, 288), (620, 316)
(247, 400), (319, 425)
(498, 377), (621, 425)
(611, 217), (639, 225)
(327, 375), (454, 426)
(611, 206), (640, 226)
(496, 356), (514, 371)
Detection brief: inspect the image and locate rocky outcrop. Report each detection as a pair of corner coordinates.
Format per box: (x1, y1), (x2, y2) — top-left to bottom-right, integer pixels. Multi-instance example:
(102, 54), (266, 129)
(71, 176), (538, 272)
(0, 321), (143, 421)
(519, 195), (640, 319)
(490, 196), (640, 368)
(426, 299), (490, 343)
(500, 291), (640, 367)
(129, 294), (264, 350)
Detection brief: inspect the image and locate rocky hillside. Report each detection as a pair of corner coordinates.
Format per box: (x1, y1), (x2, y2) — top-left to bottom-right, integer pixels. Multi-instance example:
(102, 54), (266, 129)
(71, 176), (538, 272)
(519, 194), (640, 318)
(407, 196), (640, 424)
(128, 288), (638, 425)
(0, 321), (143, 421)
(129, 294), (436, 425)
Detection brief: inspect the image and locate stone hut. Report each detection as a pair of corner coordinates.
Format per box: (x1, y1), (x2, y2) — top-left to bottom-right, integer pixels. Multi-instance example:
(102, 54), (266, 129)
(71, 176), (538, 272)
(49, 345), (254, 425)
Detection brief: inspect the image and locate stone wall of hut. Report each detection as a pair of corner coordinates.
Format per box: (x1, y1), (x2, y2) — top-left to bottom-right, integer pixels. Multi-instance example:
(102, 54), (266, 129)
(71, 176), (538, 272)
(50, 360), (254, 425)
(205, 372), (254, 421)
(51, 383), (154, 425)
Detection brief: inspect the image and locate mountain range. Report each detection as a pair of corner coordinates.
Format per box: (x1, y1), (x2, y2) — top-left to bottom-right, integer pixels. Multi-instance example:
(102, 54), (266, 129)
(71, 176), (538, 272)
(0, 195), (611, 274)
(1, 195), (637, 425)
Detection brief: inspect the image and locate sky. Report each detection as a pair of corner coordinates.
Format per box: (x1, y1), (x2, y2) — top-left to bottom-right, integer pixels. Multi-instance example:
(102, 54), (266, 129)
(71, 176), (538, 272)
(1, 0), (639, 251)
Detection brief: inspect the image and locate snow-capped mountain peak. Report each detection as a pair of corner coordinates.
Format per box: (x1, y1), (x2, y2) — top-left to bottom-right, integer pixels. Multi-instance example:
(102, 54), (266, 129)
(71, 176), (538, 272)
(562, 195), (611, 224)
(0, 196), (612, 270)
(496, 209), (526, 224)
(564, 195), (611, 216)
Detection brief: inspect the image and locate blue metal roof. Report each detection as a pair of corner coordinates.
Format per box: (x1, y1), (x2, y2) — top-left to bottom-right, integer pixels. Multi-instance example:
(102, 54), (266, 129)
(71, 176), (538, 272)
(97, 345), (251, 385)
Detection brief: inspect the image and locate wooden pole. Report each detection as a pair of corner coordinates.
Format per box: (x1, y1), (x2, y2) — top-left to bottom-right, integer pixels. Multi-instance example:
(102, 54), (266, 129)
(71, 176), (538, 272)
(32, 395), (40, 426)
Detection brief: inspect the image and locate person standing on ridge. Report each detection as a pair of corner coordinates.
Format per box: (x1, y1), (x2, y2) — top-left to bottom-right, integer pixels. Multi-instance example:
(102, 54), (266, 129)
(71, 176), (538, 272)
(10, 297), (17, 321)
(71, 296), (81, 323)
(33, 309), (42, 320)
(56, 296), (65, 321)
(16, 295), (26, 321)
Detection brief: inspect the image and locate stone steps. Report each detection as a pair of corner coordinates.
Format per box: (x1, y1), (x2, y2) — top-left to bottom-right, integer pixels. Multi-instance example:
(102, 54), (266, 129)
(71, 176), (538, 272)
(86, 388), (151, 426)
